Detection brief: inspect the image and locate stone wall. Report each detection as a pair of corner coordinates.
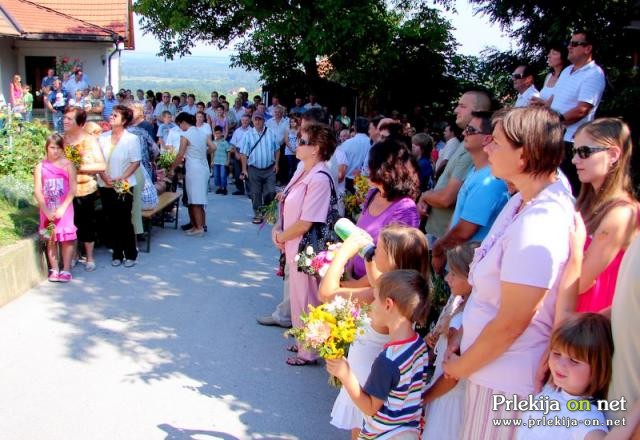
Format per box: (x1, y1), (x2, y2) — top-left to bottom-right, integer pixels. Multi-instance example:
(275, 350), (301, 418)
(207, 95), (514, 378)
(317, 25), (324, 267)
(0, 236), (47, 307)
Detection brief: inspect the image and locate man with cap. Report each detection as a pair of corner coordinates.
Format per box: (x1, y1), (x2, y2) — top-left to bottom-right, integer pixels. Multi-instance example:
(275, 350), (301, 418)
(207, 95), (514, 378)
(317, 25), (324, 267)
(240, 112), (280, 224)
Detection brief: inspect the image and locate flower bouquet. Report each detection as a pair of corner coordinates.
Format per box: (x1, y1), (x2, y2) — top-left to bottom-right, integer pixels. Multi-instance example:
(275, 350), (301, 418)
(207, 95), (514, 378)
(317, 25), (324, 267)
(64, 145), (83, 170)
(259, 199), (279, 227)
(39, 221), (56, 243)
(157, 150), (177, 171)
(287, 295), (370, 387)
(342, 175), (370, 222)
(295, 242), (342, 278)
(113, 179), (132, 200)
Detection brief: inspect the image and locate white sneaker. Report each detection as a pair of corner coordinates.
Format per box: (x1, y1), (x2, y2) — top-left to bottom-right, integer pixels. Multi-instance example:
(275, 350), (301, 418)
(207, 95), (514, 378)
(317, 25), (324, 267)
(123, 259), (137, 268)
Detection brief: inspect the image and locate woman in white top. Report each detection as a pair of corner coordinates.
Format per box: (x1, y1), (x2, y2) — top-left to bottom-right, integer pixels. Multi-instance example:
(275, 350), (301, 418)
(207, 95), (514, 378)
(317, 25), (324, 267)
(168, 112), (215, 236)
(534, 42), (569, 105)
(195, 111), (212, 139)
(97, 105), (141, 266)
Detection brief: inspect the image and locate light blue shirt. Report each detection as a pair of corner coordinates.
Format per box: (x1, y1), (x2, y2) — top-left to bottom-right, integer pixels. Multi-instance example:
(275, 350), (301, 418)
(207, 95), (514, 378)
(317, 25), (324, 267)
(240, 126), (278, 169)
(341, 133), (372, 179)
(449, 165), (509, 242)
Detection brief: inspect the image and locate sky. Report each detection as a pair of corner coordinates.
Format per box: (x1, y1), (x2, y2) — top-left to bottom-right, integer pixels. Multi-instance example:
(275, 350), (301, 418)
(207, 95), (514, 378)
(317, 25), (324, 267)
(131, 0), (514, 57)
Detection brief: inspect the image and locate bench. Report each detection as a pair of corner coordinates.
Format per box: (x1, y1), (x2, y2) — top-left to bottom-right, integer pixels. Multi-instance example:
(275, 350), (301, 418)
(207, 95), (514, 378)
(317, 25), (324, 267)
(141, 191), (181, 253)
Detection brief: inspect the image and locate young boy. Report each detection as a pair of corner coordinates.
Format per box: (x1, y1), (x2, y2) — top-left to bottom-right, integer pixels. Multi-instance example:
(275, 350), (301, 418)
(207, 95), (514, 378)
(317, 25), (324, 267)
(212, 125), (231, 195)
(21, 85), (33, 122)
(157, 111), (177, 145)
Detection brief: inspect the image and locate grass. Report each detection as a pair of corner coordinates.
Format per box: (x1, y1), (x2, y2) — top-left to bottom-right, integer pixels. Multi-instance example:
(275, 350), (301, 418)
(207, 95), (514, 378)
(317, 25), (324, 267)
(0, 197), (39, 246)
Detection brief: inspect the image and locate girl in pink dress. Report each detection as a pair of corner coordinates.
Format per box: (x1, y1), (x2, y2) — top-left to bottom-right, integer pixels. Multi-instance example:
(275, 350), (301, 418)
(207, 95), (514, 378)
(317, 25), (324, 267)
(34, 134), (77, 282)
(570, 118), (639, 313)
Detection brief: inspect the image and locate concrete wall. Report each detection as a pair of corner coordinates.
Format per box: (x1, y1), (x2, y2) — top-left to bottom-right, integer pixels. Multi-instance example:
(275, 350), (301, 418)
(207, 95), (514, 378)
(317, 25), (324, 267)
(0, 39), (122, 100)
(0, 37), (19, 104)
(0, 236), (47, 308)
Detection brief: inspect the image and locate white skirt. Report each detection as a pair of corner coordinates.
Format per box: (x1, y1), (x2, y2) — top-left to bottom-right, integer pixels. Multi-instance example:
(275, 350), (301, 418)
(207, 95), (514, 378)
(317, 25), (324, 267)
(185, 158), (209, 205)
(330, 323), (389, 430)
(422, 379), (466, 439)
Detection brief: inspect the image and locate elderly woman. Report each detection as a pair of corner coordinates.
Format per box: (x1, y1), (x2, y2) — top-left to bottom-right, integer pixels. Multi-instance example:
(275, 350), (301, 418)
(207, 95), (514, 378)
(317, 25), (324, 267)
(443, 107), (574, 440)
(271, 122), (337, 366)
(350, 139), (421, 281)
(63, 108), (106, 271)
(167, 112), (215, 236)
(97, 105), (141, 267)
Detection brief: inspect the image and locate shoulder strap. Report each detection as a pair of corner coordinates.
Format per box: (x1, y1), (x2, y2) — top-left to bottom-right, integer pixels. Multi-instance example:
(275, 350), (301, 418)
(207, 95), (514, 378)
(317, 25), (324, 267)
(317, 170), (338, 205)
(248, 127), (268, 158)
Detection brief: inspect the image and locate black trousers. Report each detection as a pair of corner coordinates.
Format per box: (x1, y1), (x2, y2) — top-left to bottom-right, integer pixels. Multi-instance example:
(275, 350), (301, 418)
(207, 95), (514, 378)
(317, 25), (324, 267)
(101, 187), (138, 261)
(559, 141), (581, 197)
(73, 191), (97, 243)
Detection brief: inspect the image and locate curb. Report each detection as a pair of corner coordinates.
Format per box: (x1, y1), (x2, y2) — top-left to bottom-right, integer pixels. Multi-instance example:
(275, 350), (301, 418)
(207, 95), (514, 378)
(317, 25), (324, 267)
(0, 235), (47, 307)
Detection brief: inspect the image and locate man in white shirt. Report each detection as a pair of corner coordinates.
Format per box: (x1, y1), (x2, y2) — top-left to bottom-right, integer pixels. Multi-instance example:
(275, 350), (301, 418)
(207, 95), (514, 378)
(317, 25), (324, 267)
(538, 30), (605, 195)
(181, 94), (197, 115)
(304, 94), (321, 111)
(265, 105), (288, 147)
(229, 115), (252, 195)
(512, 65), (540, 107)
(340, 117), (372, 192)
(153, 92), (177, 121)
(65, 69), (89, 97)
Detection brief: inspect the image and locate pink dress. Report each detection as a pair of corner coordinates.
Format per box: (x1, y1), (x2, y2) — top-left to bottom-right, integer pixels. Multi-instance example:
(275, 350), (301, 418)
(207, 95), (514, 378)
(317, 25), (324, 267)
(39, 160), (77, 242)
(281, 162), (332, 361)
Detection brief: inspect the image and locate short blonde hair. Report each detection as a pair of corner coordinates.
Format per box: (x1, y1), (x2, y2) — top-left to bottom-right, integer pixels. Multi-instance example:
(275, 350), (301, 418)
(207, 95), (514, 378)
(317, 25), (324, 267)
(84, 122), (103, 136)
(377, 270), (430, 325)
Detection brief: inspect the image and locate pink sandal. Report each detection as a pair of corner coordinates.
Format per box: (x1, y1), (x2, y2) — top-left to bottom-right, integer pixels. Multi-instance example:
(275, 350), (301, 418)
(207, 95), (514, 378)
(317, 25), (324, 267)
(48, 270), (59, 282)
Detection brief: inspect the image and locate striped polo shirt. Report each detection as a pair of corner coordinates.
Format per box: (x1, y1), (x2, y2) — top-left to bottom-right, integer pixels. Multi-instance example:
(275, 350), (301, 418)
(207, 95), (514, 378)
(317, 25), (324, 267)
(360, 333), (428, 439)
(240, 126), (279, 169)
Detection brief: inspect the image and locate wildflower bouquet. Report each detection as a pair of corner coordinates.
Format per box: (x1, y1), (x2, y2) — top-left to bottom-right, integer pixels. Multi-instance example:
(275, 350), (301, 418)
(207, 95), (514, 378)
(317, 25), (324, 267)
(157, 150), (177, 171)
(295, 242), (342, 278)
(343, 175), (370, 221)
(259, 199), (279, 226)
(64, 145), (83, 170)
(287, 295), (370, 387)
(113, 179), (132, 200)
(39, 221), (56, 243)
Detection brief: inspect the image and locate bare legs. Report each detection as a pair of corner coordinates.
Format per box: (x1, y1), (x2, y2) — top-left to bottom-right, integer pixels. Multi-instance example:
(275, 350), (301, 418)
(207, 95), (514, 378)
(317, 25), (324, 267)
(47, 241), (75, 271)
(187, 205), (205, 233)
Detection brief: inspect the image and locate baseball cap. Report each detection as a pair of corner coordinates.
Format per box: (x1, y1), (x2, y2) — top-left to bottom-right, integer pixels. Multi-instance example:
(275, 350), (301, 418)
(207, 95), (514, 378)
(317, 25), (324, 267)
(252, 111), (265, 120)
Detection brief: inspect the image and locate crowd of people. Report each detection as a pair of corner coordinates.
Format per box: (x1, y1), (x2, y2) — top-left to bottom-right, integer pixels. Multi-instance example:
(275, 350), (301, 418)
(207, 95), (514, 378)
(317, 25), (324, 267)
(21, 29), (640, 439)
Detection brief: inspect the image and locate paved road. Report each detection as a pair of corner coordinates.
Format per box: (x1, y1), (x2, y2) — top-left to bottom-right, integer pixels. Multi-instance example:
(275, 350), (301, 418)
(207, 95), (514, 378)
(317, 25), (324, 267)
(0, 190), (344, 440)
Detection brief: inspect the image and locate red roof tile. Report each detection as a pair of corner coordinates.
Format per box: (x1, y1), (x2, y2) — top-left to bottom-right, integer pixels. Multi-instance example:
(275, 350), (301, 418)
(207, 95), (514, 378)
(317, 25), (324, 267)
(31, 0), (128, 36)
(0, 0), (115, 38)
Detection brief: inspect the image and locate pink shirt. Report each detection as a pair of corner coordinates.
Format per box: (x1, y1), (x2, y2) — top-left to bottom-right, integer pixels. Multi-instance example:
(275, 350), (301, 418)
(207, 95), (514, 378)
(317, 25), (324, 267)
(281, 162), (332, 261)
(461, 180), (574, 396)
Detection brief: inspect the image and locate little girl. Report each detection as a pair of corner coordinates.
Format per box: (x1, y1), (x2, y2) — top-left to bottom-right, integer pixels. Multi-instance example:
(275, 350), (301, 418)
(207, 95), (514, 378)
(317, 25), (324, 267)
(327, 269), (430, 440)
(422, 242), (478, 439)
(517, 313), (640, 439)
(34, 134), (77, 282)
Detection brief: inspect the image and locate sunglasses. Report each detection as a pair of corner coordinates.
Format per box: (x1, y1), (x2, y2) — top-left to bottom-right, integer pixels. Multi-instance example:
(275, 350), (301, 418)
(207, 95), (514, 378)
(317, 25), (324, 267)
(572, 145), (609, 159)
(511, 73), (524, 80)
(569, 40), (590, 48)
(464, 125), (489, 136)
(298, 138), (311, 146)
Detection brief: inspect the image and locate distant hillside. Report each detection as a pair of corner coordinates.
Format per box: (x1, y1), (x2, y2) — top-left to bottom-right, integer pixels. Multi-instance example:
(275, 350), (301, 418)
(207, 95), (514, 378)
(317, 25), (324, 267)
(121, 53), (262, 101)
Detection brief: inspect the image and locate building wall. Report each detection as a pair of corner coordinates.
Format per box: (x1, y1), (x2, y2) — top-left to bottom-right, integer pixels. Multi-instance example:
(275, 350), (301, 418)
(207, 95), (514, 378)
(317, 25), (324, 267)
(7, 40), (122, 95)
(0, 38), (19, 104)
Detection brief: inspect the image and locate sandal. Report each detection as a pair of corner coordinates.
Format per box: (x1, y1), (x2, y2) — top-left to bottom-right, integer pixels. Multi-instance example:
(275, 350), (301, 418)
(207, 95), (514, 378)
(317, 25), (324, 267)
(286, 344), (299, 353)
(85, 261), (96, 272)
(286, 356), (318, 366)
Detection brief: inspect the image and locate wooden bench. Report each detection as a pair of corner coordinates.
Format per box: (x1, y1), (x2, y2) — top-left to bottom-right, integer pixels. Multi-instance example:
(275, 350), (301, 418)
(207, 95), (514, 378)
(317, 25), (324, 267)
(141, 191), (181, 253)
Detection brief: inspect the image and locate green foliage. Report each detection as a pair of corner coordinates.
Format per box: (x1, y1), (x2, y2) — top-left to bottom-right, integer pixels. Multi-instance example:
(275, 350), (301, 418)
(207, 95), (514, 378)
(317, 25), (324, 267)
(0, 196), (39, 246)
(0, 118), (51, 181)
(0, 175), (35, 209)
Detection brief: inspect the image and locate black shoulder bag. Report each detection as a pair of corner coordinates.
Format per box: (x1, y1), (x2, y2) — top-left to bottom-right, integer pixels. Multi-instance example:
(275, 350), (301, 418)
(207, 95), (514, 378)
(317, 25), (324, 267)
(296, 171), (341, 264)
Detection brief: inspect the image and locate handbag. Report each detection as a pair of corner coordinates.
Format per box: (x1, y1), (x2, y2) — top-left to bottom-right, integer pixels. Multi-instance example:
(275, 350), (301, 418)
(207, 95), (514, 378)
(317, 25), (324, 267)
(140, 165), (159, 210)
(297, 171), (341, 263)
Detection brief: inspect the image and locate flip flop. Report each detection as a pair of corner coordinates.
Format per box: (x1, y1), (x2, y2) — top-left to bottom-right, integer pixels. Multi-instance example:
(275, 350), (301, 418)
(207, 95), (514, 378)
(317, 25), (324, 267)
(286, 356), (318, 366)
(286, 344), (299, 353)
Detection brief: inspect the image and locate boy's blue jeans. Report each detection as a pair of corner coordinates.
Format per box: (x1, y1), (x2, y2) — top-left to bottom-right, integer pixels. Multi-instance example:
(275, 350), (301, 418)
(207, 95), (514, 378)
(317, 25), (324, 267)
(213, 164), (228, 188)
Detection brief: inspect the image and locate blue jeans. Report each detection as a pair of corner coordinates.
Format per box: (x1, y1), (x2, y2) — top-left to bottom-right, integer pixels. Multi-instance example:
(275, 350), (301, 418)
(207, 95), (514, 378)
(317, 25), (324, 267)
(213, 164), (228, 188)
(52, 110), (64, 133)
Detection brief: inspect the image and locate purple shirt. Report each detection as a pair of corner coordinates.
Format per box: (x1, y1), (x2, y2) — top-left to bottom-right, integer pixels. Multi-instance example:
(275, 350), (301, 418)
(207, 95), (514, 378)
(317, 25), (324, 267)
(352, 189), (420, 278)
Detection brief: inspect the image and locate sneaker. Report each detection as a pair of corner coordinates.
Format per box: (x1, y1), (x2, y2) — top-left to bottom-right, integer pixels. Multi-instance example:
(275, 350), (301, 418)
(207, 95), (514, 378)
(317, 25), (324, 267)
(256, 315), (292, 328)
(123, 259), (137, 268)
(48, 270), (59, 282)
(85, 261), (96, 272)
(58, 271), (72, 282)
(111, 259), (122, 267)
(222, 188), (228, 195)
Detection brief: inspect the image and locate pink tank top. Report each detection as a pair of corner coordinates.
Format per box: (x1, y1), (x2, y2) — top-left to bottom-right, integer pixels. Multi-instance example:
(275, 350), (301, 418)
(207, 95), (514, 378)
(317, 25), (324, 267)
(576, 207), (640, 312)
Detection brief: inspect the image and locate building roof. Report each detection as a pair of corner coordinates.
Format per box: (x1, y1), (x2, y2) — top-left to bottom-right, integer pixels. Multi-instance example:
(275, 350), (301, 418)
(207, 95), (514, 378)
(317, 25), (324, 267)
(0, 0), (133, 46)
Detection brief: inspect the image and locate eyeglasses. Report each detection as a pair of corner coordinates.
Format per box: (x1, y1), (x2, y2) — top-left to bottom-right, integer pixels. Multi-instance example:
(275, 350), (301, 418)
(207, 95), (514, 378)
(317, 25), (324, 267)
(569, 40), (590, 48)
(298, 138), (311, 146)
(511, 73), (524, 80)
(572, 145), (609, 159)
(464, 125), (489, 136)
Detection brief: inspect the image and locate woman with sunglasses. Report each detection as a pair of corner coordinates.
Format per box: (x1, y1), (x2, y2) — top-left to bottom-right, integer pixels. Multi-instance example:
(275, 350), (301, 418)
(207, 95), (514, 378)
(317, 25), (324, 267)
(556, 118), (639, 317)
(443, 107), (574, 439)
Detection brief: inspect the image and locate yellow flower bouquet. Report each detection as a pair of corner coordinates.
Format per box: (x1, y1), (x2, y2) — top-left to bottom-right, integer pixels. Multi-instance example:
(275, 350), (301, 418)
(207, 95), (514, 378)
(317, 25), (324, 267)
(287, 295), (370, 387)
(342, 174), (370, 222)
(113, 179), (132, 200)
(64, 145), (83, 170)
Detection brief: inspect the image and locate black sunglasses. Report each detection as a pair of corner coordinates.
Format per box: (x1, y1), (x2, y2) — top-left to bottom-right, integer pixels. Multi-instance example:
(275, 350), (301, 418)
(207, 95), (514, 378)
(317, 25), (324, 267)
(569, 40), (590, 48)
(511, 73), (524, 80)
(298, 138), (311, 146)
(464, 125), (489, 136)
(572, 145), (609, 159)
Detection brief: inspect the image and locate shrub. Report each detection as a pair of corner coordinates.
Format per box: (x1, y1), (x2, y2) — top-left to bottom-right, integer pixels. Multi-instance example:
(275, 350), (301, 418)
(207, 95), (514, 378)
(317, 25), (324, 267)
(0, 118), (51, 181)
